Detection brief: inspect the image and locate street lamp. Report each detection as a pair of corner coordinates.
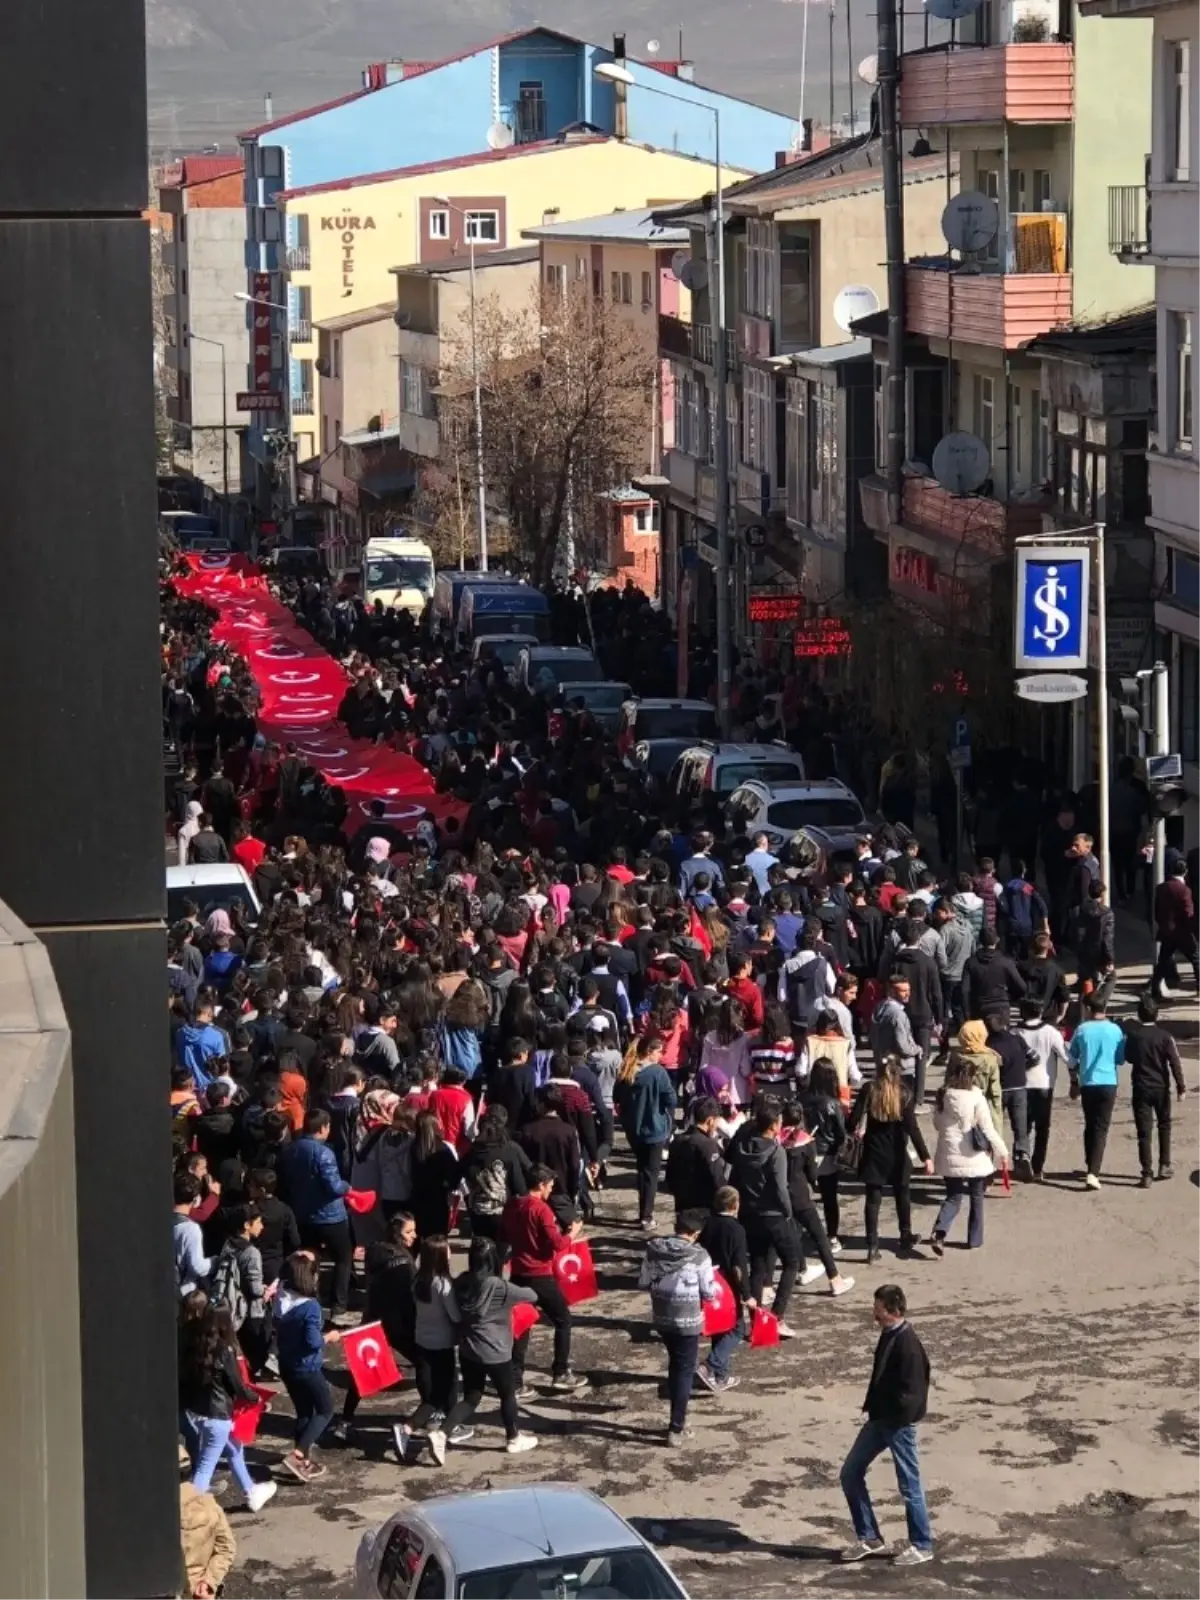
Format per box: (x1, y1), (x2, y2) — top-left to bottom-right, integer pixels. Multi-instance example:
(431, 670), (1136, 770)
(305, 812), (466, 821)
(594, 61), (732, 738)
(433, 195), (489, 572)
(234, 289), (288, 312)
(184, 331), (230, 524)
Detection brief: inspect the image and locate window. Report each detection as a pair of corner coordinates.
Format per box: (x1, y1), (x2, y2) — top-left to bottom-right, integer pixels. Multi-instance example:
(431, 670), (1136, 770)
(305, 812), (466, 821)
(180, 268), (188, 298)
(909, 367), (945, 467)
(516, 80), (546, 143)
(1009, 382), (1025, 481)
(333, 418), (340, 449)
(972, 372), (995, 455)
(464, 210), (499, 243)
(1179, 641), (1198, 763)
(321, 413), (329, 452)
(621, 272), (633, 304)
(778, 225), (813, 349)
(873, 362), (886, 471)
(332, 337), (341, 379)
(611, 270), (621, 303)
(576, 254), (588, 280)
(1169, 546), (1200, 609)
(401, 359), (425, 415)
(1009, 167), (1027, 213)
(377, 1526), (422, 1599)
(178, 213), (187, 244)
(1033, 169), (1052, 210)
(592, 267), (602, 300)
(545, 263), (566, 294)
(261, 146), (283, 179)
(744, 219), (775, 318)
(786, 376), (808, 525)
(742, 366), (773, 471)
(641, 270), (653, 307)
(808, 387), (837, 533)
(1170, 40), (1190, 180)
(978, 166), (1000, 262)
(428, 208), (448, 240)
(413, 1556), (446, 1599)
(1173, 310), (1193, 451)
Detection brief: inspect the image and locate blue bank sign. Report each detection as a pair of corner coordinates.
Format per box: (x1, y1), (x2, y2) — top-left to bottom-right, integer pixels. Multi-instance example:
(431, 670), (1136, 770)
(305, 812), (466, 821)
(1014, 546), (1090, 673)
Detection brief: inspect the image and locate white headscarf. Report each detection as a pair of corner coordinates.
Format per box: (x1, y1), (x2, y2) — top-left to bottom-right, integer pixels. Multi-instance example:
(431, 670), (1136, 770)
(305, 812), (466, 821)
(177, 800), (203, 865)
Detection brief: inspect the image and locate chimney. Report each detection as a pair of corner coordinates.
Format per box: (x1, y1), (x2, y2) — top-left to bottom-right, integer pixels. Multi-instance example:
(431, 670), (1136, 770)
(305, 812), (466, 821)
(613, 32), (628, 140)
(801, 117), (813, 152)
(675, 61), (695, 81)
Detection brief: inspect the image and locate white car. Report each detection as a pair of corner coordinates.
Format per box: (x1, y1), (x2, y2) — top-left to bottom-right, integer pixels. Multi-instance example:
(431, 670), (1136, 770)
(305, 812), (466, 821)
(516, 645), (603, 697)
(355, 1485), (688, 1598)
(165, 863), (261, 926)
(667, 740), (807, 804)
(725, 777), (871, 852)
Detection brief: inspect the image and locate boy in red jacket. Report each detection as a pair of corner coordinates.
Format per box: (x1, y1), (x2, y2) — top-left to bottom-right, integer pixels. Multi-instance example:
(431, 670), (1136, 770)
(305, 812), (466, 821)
(503, 1166), (588, 1397)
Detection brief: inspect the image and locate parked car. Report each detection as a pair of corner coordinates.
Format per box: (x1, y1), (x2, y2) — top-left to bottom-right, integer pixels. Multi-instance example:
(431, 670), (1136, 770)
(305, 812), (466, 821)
(666, 741), (806, 805)
(355, 1486), (688, 1599)
(516, 645), (602, 696)
(556, 680), (634, 734)
(617, 697), (719, 790)
(470, 632), (540, 676)
(724, 777), (872, 855)
(166, 863), (262, 927)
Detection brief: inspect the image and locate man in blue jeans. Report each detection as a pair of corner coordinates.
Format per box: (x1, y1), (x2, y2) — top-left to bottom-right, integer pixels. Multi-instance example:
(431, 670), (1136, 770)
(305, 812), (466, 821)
(839, 1283), (933, 1567)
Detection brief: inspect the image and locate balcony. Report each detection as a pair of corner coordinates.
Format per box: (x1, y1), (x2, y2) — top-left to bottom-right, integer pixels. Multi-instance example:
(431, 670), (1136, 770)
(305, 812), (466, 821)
(292, 392), (314, 415)
(658, 313), (739, 370)
(905, 261), (1072, 350)
(899, 42), (1074, 127)
(289, 319), (312, 344)
(285, 244), (311, 270)
(862, 470), (1046, 558)
(1108, 186), (1150, 259)
(658, 312), (693, 360)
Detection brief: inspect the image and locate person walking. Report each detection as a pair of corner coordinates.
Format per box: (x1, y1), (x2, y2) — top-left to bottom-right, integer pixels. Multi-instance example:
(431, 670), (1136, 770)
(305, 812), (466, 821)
(277, 1108), (353, 1322)
(846, 1058), (932, 1263)
(953, 1020), (1003, 1135)
(503, 1165), (588, 1396)
(1124, 995), (1187, 1186)
(729, 1102), (806, 1338)
(1015, 999), (1069, 1182)
(434, 1238), (538, 1460)
(638, 1208), (717, 1447)
(1152, 859), (1198, 998)
(839, 1283), (933, 1567)
(613, 1035), (678, 1229)
(928, 1055), (1008, 1253)
(802, 1058), (849, 1252)
(393, 1235), (463, 1463)
(178, 1300), (277, 1512)
(665, 1095), (729, 1213)
(698, 1185), (753, 1395)
(780, 1101), (856, 1296)
(983, 1011), (1036, 1181)
(275, 1252), (341, 1482)
(1068, 993), (1126, 1189)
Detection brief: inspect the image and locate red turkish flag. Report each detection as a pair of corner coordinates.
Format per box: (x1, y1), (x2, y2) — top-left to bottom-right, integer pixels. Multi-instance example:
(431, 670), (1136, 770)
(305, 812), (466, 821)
(341, 1321), (402, 1397)
(749, 1307), (780, 1349)
(702, 1270), (737, 1336)
(511, 1301), (541, 1339)
(552, 1238), (599, 1305)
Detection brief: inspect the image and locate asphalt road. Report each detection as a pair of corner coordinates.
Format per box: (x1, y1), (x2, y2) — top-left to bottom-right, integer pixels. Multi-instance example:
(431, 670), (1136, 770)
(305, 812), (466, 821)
(222, 993), (1199, 1600)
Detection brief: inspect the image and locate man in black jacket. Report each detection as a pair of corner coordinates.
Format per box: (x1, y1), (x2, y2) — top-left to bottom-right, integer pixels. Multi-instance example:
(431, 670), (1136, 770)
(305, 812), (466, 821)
(666, 1097), (729, 1212)
(1124, 995), (1187, 1184)
(962, 927), (1027, 1020)
(840, 1283), (933, 1567)
(729, 1105), (803, 1339)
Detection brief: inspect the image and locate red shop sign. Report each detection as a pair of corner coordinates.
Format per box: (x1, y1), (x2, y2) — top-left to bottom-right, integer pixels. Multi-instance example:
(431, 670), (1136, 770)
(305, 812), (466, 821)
(748, 594), (805, 624)
(794, 617), (852, 659)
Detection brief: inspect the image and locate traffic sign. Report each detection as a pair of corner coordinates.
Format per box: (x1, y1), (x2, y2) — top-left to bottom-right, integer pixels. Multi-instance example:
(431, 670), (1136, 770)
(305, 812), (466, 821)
(1015, 672), (1089, 703)
(948, 744), (972, 771)
(952, 716), (970, 749)
(1014, 546), (1090, 672)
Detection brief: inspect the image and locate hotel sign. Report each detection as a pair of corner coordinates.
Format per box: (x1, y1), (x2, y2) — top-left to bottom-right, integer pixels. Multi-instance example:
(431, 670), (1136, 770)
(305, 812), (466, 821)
(322, 214), (376, 296)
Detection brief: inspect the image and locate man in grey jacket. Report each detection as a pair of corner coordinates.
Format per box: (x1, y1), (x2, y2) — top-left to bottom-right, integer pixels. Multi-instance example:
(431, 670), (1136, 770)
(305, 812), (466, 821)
(870, 978), (921, 1082)
(933, 899), (975, 1038)
(639, 1210), (717, 1446)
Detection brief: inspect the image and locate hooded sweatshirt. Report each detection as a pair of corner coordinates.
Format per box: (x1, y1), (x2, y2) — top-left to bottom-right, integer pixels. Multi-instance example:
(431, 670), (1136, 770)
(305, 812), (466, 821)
(729, 1134), (793, 1219)
(274, 1287), (324, 1375)
(938, 916), (975, 983)
(451, 1271), (537, 1365)
(638, 1233), (716, 1334)
(951, 890), (986, 942)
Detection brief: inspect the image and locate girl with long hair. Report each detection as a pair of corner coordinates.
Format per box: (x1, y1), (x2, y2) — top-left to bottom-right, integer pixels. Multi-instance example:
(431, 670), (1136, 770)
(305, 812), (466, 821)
(409, 1110), (462, 1239)
(802, 1058), (848, 1250)
(846, 1056), (932, 1263)
(698, 998), (754, 1106)
(275, 1251), (340, 1481)
(394, 1235), (463, 1462)
(929, 1052), (1009, 1254)
(178, 1300), (277, 1510)
(613, 1035), (678, 1228)
(748, 1000), (798, 1096)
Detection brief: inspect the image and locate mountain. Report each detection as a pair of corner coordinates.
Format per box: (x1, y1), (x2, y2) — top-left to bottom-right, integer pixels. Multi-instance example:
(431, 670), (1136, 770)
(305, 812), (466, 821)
(146, 0), (887, 154)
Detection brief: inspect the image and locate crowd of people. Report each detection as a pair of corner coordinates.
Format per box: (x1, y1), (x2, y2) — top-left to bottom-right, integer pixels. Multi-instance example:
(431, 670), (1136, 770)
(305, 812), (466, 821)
(163, 558), (1193, 1580)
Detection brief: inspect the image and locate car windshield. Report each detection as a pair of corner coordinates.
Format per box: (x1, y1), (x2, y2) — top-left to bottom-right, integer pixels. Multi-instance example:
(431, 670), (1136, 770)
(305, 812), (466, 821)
(167, 887), (254, 925)
(767, 796), (866, 831)
(365, 556), (433, 593)
(477, 638), (533, 665)
(532, 657), (602, 688)
(459, 1549), (685, 1600)
(715, 760), (804, 795)
(638, 707), (717, 740)
(564, 684), (629, 710)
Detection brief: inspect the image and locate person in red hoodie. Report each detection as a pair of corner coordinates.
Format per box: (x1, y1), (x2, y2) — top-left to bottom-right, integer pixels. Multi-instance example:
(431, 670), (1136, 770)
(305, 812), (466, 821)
(503, 1166), (588, 1397)
(230, 818), (266, 875)
(428, 1066), (477, 1156)
(606, 847), (636, 886)
(724, 952), (765, 1030)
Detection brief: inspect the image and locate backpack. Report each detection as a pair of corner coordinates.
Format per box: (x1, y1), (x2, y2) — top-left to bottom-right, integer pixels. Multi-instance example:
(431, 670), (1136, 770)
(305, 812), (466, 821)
(208, 1242), (248, 1330)
(786, 953), (831, 1027)
(468, 1153), (510, 1217)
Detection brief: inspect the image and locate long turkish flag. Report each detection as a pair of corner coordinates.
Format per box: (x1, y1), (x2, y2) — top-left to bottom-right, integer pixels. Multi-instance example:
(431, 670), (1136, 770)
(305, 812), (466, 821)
(341, 1321), (402, 1397)
(552, 1238), (598, 1306)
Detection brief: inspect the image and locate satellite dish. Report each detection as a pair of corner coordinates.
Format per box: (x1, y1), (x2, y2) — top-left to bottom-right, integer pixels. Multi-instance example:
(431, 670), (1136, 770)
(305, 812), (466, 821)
(925, 0), (983, 18)
(679, 259), (707, 291)
(942, 190), (999, 253)
(857, 53), (879, 85)
(932, 432), (991, 495)
(833, 284), (881, 332)
(671, 250), (690, 281)
(486, 120), (515, 151)
(646, 37), (662, 54)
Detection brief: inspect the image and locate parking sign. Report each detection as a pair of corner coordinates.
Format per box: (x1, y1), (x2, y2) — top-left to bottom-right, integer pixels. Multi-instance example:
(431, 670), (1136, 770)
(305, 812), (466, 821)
(1014, 546), (1090, 672)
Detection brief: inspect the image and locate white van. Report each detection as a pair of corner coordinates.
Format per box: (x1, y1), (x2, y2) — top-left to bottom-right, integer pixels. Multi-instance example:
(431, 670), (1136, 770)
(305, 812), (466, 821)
(362, 536), (435, 618)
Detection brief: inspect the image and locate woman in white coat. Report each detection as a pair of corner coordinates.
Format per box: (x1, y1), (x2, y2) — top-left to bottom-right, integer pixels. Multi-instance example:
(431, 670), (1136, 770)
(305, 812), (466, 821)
(929, 1053), (1009, 1254)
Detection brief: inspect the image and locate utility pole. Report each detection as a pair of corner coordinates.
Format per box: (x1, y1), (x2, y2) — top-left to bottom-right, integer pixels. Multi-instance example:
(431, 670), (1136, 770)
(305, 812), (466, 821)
(711, 182), (733, 740)
(877, 0), (907, 516)
(1149, 660), (1170, 893)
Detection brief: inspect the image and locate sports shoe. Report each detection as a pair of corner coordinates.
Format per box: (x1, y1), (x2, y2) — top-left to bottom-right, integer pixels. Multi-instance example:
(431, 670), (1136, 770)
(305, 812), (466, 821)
(1138, 1173), (1153, 1189)
(929, 1233), (945, 1258)
(505, 1433), (538, 1455)
(1158, 1165), (1174, 1180)
(867, 1248), (882, 1264)
(892, 1545), (934, 1567)
(664, 1428), (693, 1448)
(515, 1384), (538, 1403)
(1014, 1152), (1034, 1182)
(800, 1263), (826, 1287)
(550, 1371), (589, 1393)
(261, 1355), (280, 1378)
(447, 1425), (475, 1446)
(712, 1375), (741, 1394)
(830, 1275), (856, 1297)
(839, 1539), (888, 1562)
(392, 1424), (411, 1462)
(325, 1419), (349, 1446)
(694, 1363), (718, 1393)
(776, 1321), (798, 1340)
(245, 1481), (277, 1513)
(760, 1286), (776, 1307)
(1085, 1173), (1102, 1190)
(427, 1428), (447, 1466)
(829, 1237), (843, 1256)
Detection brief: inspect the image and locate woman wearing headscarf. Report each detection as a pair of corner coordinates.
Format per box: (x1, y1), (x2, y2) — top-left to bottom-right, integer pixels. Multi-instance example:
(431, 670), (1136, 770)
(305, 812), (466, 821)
(178, 799), (204, 866)
(953, 1020), (1003, 1134)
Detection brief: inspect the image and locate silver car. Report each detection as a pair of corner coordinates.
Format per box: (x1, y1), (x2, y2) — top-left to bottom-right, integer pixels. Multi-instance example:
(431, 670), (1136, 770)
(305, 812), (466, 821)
(355, 1485), (688, 1598)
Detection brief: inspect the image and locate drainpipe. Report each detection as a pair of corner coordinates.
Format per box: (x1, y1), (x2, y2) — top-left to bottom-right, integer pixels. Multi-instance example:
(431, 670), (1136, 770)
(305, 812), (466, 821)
(878, 0), (907, 520)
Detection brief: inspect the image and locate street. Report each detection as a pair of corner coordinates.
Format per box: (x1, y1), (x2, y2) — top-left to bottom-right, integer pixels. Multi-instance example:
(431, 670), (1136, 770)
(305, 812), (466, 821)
(227, 984), (1199, 1599)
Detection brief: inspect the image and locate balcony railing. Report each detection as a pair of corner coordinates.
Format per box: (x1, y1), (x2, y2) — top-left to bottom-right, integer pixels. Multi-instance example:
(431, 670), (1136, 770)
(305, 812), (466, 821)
(899, 41), (1074, 126)
(658, 312), (693, 360)
(658, 314), (739, 371)
(289, 319), (312, 344)
(286, 244), (311, 270)
(1108, 186), (1149, 257)
(292, 392), (314, 415)
(905, 258), (1072, 349)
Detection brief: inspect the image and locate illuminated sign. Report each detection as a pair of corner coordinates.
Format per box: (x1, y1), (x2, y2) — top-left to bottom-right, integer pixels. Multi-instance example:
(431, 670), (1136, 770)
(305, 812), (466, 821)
(748, 594), (805, 624)
(794, 617), (852, 658)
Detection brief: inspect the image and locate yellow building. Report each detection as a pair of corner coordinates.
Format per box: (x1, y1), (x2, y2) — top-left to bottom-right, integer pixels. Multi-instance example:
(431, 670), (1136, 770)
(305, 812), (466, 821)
(278, 134), (750, 457)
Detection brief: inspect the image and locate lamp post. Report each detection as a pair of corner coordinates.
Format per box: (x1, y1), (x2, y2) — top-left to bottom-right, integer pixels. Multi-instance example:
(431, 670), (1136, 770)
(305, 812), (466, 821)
(433, 196), (489, 572)
(594, 61), (731, 737)
(183, 330), (229, 532)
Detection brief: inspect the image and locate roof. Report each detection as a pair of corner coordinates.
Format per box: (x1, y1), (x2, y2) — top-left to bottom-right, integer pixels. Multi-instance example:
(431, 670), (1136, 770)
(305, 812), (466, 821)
(792, 337), (872, 367)
(341, 422), (400, 448)
(391, 245), (539, 277)
(1023, 306), (1156, 359)
(417, 1486), (642, 1573)
(521, 206), (689, 246)
(313, 301), (396, 333)
(160, 155), (244, 187)
(848, 309), (889, 339)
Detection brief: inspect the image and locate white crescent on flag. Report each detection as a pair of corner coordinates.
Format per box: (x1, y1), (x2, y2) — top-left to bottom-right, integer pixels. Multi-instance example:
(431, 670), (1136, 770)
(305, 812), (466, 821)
(356, 1336), (381, 1369)
(269, 670), (323, 685)
(557, 1252), (582, 1282)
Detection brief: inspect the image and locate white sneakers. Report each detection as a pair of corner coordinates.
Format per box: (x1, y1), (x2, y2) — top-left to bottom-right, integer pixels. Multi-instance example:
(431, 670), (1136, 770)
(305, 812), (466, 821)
(505, 1433), (538, 1455)
(799, 1264), (826, 1287)
(427, 1428), (447, 1465)
(830, 1275), (856, 1297)
(245, 1481), (277, 1514)
(1085, 1173), (1102, 1190)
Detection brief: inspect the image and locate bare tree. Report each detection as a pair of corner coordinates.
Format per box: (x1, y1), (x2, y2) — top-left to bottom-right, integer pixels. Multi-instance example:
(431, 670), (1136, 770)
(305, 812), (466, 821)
(436, 280), (655, 586)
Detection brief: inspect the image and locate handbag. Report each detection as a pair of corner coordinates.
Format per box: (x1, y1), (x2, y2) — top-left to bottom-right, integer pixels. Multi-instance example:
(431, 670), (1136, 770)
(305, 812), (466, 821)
(969, 1124), (992, 1154)
(836, 1128), (864, 1176)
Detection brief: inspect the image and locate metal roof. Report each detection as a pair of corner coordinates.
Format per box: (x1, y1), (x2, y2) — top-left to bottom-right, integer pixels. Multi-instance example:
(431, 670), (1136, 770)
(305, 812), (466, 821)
(1023, 306), (1156, 358)
(417, 1486), (643, 1573)
(313, 302), (396, 333)
(522, 207), (689, 246)
(391, 246), (539, 277)
(792, 337), (872, 367)
(341, 423), (400, 448)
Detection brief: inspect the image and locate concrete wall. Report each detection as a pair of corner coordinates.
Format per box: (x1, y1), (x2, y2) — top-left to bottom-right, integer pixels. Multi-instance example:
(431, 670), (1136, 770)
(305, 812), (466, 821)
(183, 207), (250, 490)
(0, 901), (84, 1600)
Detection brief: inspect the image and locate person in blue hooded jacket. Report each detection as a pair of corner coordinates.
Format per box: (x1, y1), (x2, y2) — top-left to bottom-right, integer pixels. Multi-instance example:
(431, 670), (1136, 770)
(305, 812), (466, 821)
(613, 1035), (677, 1229)
(998, 862), (1049, 960)
(174, 999), (229, 1093)
(278, 1109), (353, 1317)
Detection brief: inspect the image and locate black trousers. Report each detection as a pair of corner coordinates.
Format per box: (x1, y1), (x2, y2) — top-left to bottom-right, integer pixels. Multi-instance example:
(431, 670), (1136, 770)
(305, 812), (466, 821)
(1132, 1089), (1173, 1175)
(630, 1138), (666, 1223)
(1080, 1085), (1117, 1176)
(747, 1214), (802, 1320)
(511, 1273), (572, 1379)
(659, 1328), (700, 1433)
(1154, 934), (1199, 993)
(407, 1346), (459, 1432)
(794, 1201), (839, 1277)
(444, 1355), (520, 1440)
(1026, 1087), (1053, 1177)
(301, 1218), (353, 1312)
(817, 1171), (841, 1240)
(864, 1178), (912, 1250)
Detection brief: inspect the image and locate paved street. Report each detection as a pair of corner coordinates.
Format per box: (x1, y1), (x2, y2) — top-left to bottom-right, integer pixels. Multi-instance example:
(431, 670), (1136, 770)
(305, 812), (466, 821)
(227, 979), (1199, 1600)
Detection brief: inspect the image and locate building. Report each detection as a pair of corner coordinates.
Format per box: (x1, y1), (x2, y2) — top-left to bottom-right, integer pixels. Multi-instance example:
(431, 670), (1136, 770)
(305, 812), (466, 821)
(158, 156), (249, 497)
(854, 0), (1158, 748)
(1081, 0), (1197, 841)
(239, 25), (799, 508)
(277, 138), (750, 470)
(650, 133), (952, 636)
